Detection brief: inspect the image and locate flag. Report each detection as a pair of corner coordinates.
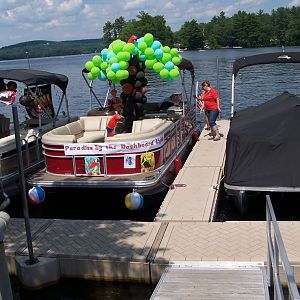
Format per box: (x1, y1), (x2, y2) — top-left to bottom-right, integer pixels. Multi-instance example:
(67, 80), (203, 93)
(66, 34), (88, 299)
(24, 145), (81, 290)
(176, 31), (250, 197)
(196, 98), (203, 110)
(0, 90), (17, 106)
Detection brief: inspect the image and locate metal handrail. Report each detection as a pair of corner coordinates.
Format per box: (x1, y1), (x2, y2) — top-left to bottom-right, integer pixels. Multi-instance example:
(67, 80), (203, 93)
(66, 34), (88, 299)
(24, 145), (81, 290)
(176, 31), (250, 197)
(266, 195), (300, 300)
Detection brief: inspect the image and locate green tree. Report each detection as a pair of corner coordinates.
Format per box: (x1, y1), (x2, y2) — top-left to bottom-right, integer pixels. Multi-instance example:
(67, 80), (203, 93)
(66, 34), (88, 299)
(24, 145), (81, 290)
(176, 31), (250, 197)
(176, 19), (203, 49)
(119, 11), (173, 45)
(103, 21), (114, 46)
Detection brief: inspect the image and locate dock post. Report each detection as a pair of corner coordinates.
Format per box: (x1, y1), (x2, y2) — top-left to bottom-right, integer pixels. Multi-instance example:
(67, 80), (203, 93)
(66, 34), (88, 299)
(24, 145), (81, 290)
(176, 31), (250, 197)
(0, 211), (13, 300)
(12, 104), (38, 265)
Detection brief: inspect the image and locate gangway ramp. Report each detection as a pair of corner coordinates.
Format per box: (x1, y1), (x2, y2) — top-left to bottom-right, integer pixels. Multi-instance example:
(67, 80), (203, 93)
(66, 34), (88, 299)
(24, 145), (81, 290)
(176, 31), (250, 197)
(150, 263), (269, 300)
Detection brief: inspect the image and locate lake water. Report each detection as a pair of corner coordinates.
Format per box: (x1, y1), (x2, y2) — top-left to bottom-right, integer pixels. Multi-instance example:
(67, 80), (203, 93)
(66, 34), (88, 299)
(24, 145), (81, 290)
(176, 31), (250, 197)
(1, 46), (300, 122)
(2, 47), (300, 299)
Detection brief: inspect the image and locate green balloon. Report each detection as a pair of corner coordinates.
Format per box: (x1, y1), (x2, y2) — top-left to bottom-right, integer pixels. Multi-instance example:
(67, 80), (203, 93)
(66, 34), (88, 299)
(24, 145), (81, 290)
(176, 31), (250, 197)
(122, 43), (135, 54)
(112, 40), (123, 53)
(162, 46), (171, 53)
(106, 67), (112, 73)
(138, 42), (147, 52)
(107, 71), (116, 81)
(159, 68), (169, 79)
(145, 47), (155, 59)
(87, 72), (96, 80)
(144, 33), (154, 46)
(100, 61), (108, 71)
(153, 62), (164, 73)
(123, 52), (131, 62)
(116, 51), (126, 61)
(91, 66), (100, 76)
(109, 57), (118, 64)
(169, 68), (180, 79)
(85, 61), (94, 71)
(116, 70), (124, 80)
(92, 55), (102, 67)
(170, 48), (179, 57)
(119, 61), (129, 70)
(112, 78), (120, 84)
(145, 59), (157, 69)
(123, 70), (129, 79)
(172, 56), (181, 65)
(161, 53), (172, 64)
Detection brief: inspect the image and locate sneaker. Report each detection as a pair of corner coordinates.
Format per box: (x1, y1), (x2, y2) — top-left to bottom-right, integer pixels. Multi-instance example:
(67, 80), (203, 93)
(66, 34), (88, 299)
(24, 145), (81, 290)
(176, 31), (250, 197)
(205, 127), (210, 131)
(213, 135), (221, 141)
(208, 136), (214, 140)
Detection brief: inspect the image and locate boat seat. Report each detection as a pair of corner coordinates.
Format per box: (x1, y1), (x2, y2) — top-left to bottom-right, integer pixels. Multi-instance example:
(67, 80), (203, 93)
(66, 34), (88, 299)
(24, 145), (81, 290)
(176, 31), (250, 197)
(105, 120), (173, 142)
(132, 118), (167, 133)
(42, 116), (112, 145)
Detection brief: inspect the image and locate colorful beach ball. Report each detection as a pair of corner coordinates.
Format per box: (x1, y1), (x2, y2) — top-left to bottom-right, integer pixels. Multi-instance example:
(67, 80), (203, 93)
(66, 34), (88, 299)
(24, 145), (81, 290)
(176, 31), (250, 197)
(28, 186), (45, 205)
(125, 192), (144, 210)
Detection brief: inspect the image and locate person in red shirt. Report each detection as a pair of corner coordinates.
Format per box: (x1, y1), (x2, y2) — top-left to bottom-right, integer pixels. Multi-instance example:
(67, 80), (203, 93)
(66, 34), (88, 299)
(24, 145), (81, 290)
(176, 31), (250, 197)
(197, 80), (221, 141)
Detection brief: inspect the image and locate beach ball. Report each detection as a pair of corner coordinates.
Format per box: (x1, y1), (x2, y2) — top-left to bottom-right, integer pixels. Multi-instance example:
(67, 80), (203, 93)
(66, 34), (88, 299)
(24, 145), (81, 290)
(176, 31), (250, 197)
(28, 186), (45, 205)
(125, 192), (144, 210)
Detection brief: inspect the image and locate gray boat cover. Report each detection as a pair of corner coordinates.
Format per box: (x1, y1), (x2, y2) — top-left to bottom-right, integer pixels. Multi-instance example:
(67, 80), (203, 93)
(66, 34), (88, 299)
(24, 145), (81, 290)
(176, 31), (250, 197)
(224, 92), (300, 189)
(0, 69), (68, 92)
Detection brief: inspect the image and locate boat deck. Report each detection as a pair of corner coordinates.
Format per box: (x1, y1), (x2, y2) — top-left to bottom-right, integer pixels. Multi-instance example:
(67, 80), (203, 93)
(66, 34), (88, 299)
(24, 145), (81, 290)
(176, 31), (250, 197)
(3, 119), (300, 294)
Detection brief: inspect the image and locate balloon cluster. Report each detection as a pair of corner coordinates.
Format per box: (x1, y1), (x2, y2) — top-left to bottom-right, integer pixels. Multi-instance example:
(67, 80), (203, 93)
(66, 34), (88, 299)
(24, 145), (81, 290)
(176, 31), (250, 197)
(84, 33), (183, 83)
(84, 33), (183, 131)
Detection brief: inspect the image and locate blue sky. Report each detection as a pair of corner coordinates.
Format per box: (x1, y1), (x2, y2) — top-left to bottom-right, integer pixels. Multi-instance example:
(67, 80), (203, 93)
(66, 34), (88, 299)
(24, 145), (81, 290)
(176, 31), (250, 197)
(0, 0), (299, 47)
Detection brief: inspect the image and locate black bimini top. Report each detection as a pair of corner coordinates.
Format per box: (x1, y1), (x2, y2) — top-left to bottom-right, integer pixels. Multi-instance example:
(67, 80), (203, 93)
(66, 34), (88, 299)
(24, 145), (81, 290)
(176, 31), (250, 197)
(224, 92), (300, 189)
(0, 69), (68, 92)
(233, 52), (300, 78)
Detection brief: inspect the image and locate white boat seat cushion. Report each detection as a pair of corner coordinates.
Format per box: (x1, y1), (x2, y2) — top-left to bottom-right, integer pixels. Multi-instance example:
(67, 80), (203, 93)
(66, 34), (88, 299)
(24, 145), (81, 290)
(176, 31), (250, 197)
(132, 118), (167, 133)
(66, 121), (83, 135)
(80, 116), (111, 131)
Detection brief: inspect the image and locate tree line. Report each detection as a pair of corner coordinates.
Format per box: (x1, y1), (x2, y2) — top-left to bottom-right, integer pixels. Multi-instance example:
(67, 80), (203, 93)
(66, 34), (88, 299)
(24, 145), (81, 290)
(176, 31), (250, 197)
(1, 7), (299, 60)
(103, 7), (300, 50)
(0, 39), (104, 61)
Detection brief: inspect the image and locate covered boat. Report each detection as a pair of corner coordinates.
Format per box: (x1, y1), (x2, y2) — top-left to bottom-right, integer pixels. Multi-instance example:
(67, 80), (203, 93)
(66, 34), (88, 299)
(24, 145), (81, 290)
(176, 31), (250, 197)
(0, 69), (76, 201)
(224, 51), (300, 213)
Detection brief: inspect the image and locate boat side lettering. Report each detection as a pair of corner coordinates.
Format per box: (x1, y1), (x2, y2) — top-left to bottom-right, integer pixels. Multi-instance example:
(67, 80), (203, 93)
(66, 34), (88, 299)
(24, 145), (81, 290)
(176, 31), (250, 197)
(64, 134), (165, 155)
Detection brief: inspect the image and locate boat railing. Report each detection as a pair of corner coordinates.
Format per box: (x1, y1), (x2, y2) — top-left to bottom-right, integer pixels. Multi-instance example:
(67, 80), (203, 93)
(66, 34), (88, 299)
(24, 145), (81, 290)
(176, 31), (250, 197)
(266, 195), (300, 299)
(0, 135), (41, 180)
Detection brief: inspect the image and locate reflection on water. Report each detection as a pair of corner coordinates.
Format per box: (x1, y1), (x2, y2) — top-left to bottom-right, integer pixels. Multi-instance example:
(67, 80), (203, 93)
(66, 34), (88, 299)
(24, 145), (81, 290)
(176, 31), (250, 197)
(11, 276), (154, 300)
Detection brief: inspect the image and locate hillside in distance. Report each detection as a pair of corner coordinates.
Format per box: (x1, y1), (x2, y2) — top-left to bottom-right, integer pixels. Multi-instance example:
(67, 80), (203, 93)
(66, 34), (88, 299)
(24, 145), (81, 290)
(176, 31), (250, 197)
(0, 39), (105, 61)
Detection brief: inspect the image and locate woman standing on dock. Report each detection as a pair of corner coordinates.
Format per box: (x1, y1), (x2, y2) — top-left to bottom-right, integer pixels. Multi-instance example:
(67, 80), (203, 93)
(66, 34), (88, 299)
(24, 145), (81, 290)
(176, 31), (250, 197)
(198, 80), (221, 141)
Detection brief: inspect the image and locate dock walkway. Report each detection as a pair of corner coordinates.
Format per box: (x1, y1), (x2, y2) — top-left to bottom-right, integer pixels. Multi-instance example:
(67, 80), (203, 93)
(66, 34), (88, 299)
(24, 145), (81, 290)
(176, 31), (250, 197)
(150, 264), (268, 300)
(3, 120), (300, 297)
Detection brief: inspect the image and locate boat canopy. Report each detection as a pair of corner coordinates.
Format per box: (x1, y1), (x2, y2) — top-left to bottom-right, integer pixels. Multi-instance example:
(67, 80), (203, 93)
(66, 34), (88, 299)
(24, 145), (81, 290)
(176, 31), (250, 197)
(0, 69), (68, 93)
(232, 52), (300, 78)
(224, 92), (300, 190)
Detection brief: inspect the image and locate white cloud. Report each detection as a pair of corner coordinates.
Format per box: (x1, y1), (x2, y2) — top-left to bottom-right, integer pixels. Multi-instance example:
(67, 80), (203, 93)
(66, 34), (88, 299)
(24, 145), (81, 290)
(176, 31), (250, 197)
(289, 0), (300, 6)
(0, 0), (295, 47)
(58, 0), (83, 14)
(124, 0), (146, 10)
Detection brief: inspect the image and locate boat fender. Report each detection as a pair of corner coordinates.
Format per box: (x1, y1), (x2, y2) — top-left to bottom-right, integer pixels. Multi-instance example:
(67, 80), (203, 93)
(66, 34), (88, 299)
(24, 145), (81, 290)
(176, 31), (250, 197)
(106, 112), (123, 137)
(192, 131), (199, 144)
(174, 156), (182, 175)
